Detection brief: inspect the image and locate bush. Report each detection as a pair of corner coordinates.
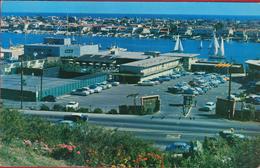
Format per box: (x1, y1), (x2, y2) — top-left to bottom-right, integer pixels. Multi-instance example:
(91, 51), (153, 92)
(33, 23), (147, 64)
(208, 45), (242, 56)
(77, 108), (89, 113)
(93, 108), (103, 114)
(66, 107), (76, 112)
(40, 104), (50, 111)
(53, 104), (65, 111)
(107, 109), (118, 114)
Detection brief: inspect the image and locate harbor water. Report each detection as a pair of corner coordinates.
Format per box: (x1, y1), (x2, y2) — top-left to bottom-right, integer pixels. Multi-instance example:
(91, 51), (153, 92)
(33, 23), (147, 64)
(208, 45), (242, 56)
(2, 32), (260, 64)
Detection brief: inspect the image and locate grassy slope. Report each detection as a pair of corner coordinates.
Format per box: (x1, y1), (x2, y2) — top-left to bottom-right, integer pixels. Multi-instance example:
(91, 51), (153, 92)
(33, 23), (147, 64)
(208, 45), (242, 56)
(0, 141), (68, 166)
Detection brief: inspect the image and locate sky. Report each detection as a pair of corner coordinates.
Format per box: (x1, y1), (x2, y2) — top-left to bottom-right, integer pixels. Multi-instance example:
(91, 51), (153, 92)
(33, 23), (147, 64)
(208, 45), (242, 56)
(2, 1), (260, 16)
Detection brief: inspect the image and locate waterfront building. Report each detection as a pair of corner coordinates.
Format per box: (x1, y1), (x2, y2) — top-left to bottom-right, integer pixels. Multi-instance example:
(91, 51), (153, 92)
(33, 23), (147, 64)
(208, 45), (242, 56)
(114, 56), (180, 83)
(0, 46), (24, 61)
(160, 53), (199, 70)
(246, 60), (260, 80)
(24, 37), (99, 59)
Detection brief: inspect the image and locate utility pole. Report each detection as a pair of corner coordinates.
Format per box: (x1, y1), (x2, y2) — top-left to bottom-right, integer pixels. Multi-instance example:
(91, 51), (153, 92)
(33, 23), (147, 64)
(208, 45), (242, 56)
(228, 66), (232, 100)
(20, 56), (24, 109)
(40, 69), (43, 101)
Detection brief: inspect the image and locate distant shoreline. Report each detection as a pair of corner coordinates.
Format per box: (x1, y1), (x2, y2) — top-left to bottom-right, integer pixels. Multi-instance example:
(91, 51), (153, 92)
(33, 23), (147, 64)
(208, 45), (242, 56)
(3, 12), (260, 20)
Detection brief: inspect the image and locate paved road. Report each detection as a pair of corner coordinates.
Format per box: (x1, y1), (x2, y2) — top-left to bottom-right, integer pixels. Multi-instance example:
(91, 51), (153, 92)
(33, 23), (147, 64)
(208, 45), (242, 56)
(22, 110), (260, 148)
(6, 73), (260, 148)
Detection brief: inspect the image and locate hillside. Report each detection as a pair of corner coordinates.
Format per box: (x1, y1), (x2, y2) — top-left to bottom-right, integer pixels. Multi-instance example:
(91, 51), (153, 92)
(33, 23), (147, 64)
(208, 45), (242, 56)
(0, 140), (68, 166)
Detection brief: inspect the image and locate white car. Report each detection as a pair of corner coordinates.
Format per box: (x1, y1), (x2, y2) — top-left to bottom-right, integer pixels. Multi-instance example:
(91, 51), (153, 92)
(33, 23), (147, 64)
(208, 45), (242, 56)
(66, 101), (79, 110)
(138, 81), (155, 86)
(199, 102), (216, 111)
(88, 89), (95, 94)
(106, 84), (112, 89)
(71, 90), (90, 96)
(94, 87), (102, 93)
(111, 82), (120, 86)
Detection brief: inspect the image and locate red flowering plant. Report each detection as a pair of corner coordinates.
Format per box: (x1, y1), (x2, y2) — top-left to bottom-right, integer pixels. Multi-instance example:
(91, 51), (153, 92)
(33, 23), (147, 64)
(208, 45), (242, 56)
(51, 143), (82, 162)
(132, 152), (164, 167)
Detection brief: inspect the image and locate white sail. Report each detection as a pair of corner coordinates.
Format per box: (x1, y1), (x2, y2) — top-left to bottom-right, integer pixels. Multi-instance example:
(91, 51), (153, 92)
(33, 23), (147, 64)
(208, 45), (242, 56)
(179, 40), (184, 52)
(174, 35), (180, 51)
(174, 35), (184, 52)
(199, 41), (203, 49)
(219, 37), (225, 57)
(213, 35), (220, 56)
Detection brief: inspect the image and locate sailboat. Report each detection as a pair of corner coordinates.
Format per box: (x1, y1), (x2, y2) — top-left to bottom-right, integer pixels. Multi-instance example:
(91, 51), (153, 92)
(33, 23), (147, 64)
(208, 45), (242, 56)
(199, 40), (203, 49)
(173, 35), (184, 52)
(209, 34), (225, 60)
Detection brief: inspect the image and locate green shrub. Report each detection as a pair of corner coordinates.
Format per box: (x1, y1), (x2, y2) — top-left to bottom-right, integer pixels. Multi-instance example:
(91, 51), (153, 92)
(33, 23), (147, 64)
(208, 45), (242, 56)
(107, 109), (118, 114)
(77, 108), (89, 113)
(53, 104), (65, 111)
(40, 104), (50, 111)
(93, 108), (103, 114)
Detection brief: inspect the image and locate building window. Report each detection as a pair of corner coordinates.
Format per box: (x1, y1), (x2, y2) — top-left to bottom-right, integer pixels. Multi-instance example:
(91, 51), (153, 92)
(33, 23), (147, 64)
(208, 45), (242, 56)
(65, 49), (73, 53)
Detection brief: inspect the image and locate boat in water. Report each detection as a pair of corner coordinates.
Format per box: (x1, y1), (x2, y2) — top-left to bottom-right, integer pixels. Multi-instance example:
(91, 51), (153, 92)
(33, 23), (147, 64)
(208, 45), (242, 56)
(199, 40), (203, 49)
(209, 34), (225, 60)
(173, 35), (184, 52)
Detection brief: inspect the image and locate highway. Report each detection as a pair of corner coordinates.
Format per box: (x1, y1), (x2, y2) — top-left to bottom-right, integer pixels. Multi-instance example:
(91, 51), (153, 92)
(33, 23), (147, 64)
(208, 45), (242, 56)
(21, 110), (260, 148)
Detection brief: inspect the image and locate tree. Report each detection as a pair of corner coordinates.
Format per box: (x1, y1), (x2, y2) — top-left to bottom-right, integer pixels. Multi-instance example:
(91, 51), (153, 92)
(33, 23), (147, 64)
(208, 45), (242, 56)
(214, 22), (224, 31)
(93, 108), (103, 114)
(169, 23), (178, 34)
(108, 109), (118, 114)
(40, 104), (50, 111)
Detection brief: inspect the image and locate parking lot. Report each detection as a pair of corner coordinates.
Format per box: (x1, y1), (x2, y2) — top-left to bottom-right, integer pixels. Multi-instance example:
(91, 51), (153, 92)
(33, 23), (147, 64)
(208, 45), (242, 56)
(50, 73), (243, 119)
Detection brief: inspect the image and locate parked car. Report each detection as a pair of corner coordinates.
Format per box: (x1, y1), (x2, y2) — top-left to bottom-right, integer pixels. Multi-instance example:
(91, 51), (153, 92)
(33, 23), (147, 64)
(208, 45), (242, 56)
(82, 87), (90, 91)
(168, 86), (183, 94)
(88, 89), (95, 94)
(106, 84), (112, 88)
(100, 84), (108, 90)
(94, 87), (102, 93)
(71, 89), (90, 96)
(89, 84), (97, 89)
(159, 76), (171, 81)
(111, 81), (120, 86)
(194, 72), (206, 75)
(165, 142), (191, 154)
(41, 95), (56, 102)
(138, 81), (155, 86)
(194, 87), (204, 95)
(199, 102), (215, 111)
(65, 101), (79, 110)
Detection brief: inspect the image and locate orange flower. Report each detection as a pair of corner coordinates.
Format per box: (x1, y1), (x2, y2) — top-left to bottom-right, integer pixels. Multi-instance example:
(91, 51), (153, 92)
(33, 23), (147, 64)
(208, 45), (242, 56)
(143, 157), (148, 161)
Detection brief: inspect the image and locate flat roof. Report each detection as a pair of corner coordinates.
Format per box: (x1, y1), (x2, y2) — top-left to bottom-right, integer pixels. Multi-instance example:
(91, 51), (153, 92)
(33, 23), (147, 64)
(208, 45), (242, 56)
(97, 50), (149, 60)
(161, 52), (199, 58)
(1, 74), (78, 92)
(77, 54), (116, 63)
(121, 56), (179, 68)
(192, 62), (242, 68)
(25, 43), (98, 47)
(246, 60), (260, 67)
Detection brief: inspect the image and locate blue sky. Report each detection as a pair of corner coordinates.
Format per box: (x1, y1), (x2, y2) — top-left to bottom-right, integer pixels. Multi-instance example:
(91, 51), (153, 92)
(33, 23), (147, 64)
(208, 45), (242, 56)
(2, 1), (260, 16)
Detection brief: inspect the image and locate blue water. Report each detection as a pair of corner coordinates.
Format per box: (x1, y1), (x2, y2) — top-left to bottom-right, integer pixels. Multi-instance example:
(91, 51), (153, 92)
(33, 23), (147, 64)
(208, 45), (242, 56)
(2, 32), (260, 63)
(3, 12), (260, 21)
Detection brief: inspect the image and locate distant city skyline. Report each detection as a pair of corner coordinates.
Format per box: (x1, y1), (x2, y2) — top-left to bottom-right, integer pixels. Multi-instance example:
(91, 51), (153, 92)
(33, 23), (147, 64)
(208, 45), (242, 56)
(2, 1), (260, 16)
